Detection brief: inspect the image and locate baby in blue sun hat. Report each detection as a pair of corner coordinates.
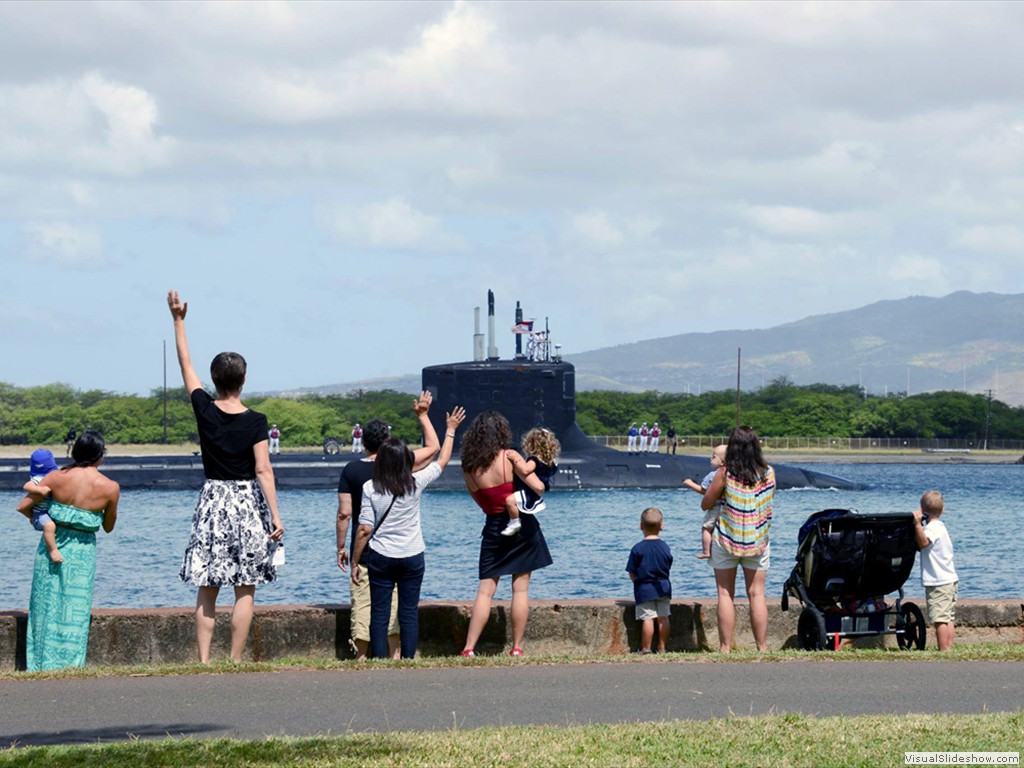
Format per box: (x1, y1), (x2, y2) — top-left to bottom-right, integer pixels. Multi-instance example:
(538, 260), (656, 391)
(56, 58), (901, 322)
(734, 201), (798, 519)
(23, 449), (62, 563)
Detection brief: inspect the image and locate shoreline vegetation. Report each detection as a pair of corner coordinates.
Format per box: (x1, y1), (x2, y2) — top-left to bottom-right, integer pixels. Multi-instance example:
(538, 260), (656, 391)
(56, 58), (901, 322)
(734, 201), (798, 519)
(1, 443), (1020, 464)
(4, 381), (1024, 455)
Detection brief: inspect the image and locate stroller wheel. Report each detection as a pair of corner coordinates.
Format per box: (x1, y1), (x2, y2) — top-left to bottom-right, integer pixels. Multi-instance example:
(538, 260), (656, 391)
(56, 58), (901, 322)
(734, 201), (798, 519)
(797, 607), (828, 651)
(896, 602), (927, 650)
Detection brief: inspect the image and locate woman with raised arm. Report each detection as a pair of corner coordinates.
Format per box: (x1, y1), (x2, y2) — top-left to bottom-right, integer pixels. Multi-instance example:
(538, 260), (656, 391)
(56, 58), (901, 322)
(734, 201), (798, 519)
(459, 411), (553, 658)
(20, 431), (119, 670)
(167, 290), (284, 663)
(350, 406), (465, 659)
(701, 425), (776, 652)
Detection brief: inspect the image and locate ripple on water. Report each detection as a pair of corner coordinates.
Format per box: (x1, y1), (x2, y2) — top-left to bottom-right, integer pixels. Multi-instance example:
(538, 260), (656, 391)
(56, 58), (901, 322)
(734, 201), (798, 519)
(2, 463), (1018, 609)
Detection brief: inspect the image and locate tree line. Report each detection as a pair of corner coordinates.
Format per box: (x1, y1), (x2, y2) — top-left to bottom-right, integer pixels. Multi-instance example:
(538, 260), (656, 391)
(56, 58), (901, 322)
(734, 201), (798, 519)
(576, 379), (1018, 440)
(0, 383), (425, 448)
(0, 379), (1020, 447)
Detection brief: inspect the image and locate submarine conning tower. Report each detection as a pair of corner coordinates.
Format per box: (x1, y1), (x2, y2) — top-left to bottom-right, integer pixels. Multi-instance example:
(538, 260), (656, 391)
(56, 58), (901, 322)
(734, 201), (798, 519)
(422, 290), (592, 452)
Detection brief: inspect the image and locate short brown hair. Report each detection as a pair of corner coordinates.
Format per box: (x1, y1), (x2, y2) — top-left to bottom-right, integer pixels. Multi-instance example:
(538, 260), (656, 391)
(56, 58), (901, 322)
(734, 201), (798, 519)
(640, 507), (663, 533)
(210, 352), (246, 395)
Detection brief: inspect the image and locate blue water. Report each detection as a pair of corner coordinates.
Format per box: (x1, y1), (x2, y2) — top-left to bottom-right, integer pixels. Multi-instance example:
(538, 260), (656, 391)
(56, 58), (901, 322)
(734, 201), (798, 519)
(1, 463), (1018, 609)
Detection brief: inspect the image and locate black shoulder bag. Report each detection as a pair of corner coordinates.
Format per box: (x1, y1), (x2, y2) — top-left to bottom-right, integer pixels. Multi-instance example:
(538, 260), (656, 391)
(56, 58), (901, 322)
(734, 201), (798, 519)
(370, 495), (398, 542)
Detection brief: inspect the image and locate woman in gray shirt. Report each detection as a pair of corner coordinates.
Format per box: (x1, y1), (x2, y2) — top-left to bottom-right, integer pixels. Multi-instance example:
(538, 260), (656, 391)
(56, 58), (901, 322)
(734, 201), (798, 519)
(351, 406), (465, 658)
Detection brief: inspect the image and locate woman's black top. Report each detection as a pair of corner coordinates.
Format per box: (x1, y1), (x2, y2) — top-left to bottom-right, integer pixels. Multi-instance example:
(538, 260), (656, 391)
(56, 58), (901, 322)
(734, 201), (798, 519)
(191, 389), (269, 480)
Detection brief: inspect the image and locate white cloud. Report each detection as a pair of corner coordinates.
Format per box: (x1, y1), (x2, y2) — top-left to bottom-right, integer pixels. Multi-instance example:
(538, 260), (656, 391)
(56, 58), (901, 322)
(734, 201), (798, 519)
(568, 211), (625, 249)
(0, 72), (176, 177)
(316, 198), (467, 252)
(954, 225), (1024, 254)
(21, 222), (107, 268)
(2, 2), (1024, 392)
(744, 205), (877, 239)
(563, 210), (660, 251)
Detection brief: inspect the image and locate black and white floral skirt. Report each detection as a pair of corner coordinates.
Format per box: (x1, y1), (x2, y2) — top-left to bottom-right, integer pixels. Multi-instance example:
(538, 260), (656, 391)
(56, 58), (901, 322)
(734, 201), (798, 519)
(180, 480), (277, 587)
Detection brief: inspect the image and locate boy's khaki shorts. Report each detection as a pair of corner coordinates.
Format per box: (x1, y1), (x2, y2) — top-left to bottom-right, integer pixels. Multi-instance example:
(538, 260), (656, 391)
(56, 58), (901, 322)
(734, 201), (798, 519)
(350, 564), (400, 642)
(635, 597), (671, 621)
(925, 581), (958, 624)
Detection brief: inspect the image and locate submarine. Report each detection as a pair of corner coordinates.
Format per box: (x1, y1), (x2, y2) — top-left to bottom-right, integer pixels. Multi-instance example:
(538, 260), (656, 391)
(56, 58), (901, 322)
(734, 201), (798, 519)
(0, 292), (858, 492)
(420, 290), (858, 491)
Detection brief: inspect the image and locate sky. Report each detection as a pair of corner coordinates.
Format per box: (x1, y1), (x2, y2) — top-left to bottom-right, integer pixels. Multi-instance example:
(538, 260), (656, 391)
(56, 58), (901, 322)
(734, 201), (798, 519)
(2, 1), (1023, 395)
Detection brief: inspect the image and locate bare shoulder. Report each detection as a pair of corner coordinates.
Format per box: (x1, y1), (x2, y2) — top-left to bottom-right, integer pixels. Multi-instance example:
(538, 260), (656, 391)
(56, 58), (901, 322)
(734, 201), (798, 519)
(96, 472), (120, 497)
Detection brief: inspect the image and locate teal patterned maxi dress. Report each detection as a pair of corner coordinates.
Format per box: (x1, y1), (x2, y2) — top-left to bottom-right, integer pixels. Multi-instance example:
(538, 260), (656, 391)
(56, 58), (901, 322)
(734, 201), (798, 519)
(26, 501), (105, 671)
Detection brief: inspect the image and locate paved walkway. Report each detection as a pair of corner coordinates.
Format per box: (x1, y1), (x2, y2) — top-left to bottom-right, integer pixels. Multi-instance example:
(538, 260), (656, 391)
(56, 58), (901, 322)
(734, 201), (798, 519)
(2, 660), (1023, 747)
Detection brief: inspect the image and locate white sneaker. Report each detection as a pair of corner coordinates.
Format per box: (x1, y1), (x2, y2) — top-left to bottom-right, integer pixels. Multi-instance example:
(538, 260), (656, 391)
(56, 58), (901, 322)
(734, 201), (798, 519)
(501, 519), (522, 536)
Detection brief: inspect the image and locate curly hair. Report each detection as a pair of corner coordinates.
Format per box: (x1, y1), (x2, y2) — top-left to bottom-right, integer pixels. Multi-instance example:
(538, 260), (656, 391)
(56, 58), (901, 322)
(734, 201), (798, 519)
(361, 419), (391, 454)
(725, 425), (768, 487)
(522, 427), (560, 465)
(459, 411), (511, 474)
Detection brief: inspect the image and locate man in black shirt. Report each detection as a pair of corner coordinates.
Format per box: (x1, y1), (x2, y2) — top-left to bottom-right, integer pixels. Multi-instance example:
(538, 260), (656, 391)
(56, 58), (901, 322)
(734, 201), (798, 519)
(336, 392), (440, 658)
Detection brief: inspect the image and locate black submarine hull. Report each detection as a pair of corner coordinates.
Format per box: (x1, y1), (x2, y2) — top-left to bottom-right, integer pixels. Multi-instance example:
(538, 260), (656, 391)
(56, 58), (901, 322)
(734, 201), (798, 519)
(0, 446), (857, 491)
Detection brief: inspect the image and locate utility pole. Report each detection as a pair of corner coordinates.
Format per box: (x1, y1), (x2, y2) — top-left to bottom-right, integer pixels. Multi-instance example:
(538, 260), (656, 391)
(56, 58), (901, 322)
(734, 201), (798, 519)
(162, 340), (168, 444)
(983, 389), (994, 450)
(735, 347), (742, 426)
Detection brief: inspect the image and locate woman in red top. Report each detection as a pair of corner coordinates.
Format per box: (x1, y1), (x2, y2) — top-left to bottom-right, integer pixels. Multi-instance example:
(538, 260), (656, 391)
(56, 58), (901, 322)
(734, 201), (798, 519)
(459, 411), (552, 657)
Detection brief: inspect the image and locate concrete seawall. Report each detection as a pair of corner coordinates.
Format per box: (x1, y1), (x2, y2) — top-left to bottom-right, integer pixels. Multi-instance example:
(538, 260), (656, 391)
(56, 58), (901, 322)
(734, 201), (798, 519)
(2, 599), (1021, 670)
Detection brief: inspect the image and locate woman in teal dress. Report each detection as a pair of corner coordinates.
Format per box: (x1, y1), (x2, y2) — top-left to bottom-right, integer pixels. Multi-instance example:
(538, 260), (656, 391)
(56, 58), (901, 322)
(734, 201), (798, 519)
(18, 431), (120, 671)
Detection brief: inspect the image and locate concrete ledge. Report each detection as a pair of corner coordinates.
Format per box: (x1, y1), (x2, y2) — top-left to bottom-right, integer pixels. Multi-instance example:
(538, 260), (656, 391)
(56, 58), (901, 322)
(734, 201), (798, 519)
(2, 599), (1021, 670)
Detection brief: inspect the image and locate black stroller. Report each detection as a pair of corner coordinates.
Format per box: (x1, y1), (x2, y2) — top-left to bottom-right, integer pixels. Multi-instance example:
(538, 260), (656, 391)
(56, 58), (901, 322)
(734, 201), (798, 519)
(782, 508), (927, 651)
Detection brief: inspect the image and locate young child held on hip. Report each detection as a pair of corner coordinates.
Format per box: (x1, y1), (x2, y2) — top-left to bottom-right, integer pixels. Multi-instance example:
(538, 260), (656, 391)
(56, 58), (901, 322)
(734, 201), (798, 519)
(22, 448), (62, 563)
(501, 428), (560, 537)
(912, 490), (958, 651)
(683, 444), (727, 559)
(625, 507), (673, 653)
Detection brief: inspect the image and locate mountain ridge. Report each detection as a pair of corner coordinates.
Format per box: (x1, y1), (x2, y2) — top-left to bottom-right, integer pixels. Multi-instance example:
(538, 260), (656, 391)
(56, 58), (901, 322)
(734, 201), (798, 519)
(274, 291), (1024, 406)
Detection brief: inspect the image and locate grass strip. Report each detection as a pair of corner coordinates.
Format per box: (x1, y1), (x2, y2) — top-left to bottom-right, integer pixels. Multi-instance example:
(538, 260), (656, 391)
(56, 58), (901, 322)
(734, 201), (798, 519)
(4, 643), (1024, 682)
(1, 713), (1022, 767)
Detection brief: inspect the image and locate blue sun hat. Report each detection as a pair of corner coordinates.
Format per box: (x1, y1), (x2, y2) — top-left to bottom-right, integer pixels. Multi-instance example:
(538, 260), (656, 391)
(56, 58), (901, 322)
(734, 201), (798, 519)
(30, 448), (58, 477)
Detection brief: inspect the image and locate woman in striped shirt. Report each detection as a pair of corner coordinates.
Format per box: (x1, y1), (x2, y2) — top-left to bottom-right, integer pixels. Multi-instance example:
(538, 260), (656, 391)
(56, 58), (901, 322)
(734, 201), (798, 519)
(701, 426), (775, 652)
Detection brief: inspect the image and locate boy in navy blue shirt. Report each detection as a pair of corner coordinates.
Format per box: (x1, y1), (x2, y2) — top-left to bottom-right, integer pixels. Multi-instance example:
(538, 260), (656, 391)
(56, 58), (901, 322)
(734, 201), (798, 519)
(625, 507), (673, 653)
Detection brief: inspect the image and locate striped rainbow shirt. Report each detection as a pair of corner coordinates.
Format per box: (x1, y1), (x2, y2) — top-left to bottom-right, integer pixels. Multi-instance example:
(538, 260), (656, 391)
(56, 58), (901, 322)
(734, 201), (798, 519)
(713, 466), (775, 557)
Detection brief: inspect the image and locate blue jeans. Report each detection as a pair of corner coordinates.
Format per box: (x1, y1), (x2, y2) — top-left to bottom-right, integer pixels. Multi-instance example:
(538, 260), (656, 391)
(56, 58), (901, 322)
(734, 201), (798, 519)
(365, 548), (425, 659)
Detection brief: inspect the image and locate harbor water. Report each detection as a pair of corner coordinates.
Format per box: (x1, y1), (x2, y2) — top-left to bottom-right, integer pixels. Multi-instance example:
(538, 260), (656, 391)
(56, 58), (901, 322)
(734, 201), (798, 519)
(1, 463), (1016, 610)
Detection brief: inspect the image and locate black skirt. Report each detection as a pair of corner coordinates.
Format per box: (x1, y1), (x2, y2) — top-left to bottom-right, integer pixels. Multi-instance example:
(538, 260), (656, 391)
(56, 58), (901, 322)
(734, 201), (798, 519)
(478, 511), (553, 580)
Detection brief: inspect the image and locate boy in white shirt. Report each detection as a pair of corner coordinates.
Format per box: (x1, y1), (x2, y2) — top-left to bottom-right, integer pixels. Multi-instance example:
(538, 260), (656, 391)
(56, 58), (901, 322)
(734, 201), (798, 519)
(912, 490), (958, 651)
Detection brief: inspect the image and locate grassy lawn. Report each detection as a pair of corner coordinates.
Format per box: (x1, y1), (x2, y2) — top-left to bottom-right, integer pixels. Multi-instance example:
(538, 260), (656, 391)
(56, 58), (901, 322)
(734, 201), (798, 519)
(2, 648), (1022, 765)
(1, 713), (1021, 767)
(3, 643), (1024, 681)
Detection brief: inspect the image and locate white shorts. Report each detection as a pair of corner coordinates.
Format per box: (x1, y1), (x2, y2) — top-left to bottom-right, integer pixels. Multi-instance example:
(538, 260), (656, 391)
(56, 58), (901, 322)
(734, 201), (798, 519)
(635, 597), (671, 620)
(709, 540), (770, 572)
